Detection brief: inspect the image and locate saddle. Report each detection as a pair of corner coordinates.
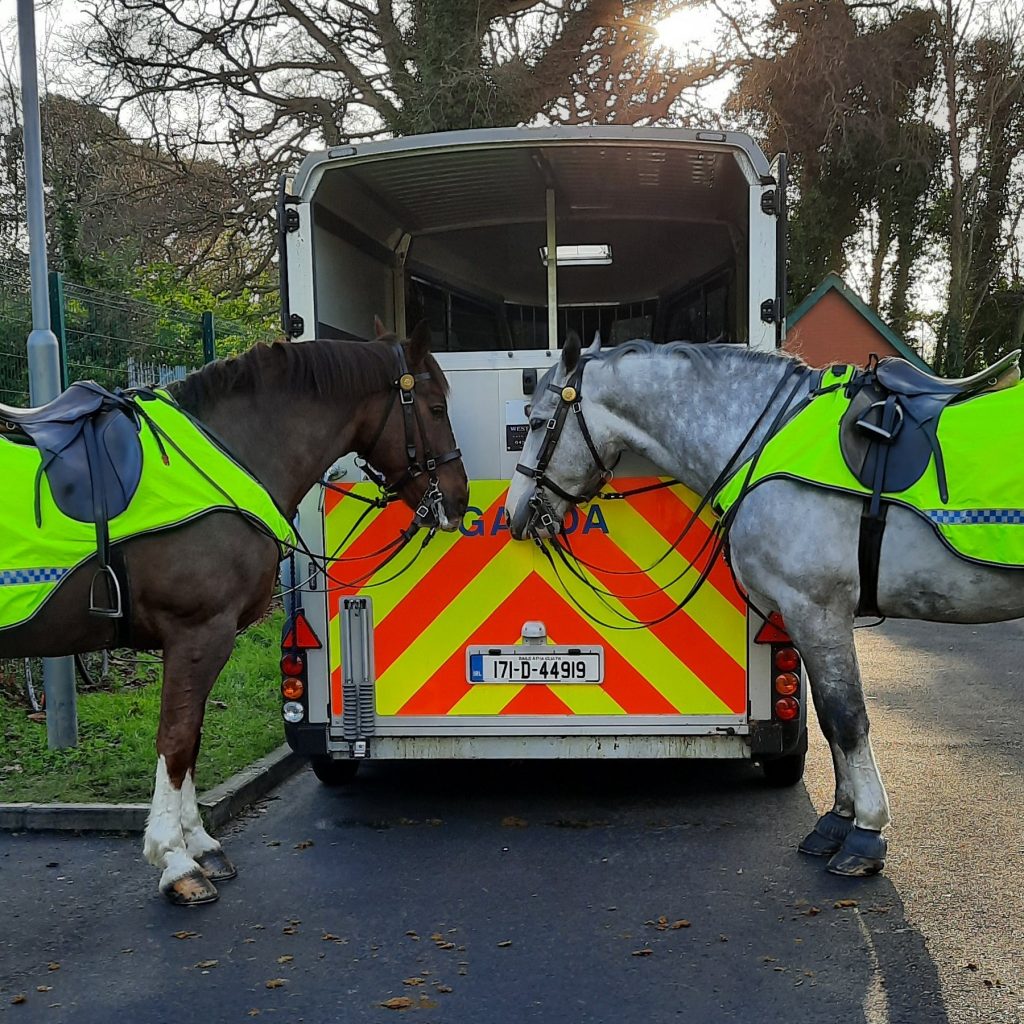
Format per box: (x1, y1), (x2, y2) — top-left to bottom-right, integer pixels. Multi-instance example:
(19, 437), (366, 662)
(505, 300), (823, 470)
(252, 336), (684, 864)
(836, 349), (1022, 615)
(0, 381), (143, 618)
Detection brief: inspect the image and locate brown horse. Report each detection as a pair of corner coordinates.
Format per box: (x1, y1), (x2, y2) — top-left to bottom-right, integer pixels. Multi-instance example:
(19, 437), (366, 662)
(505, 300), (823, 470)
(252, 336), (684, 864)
(0, 321), (468, 904)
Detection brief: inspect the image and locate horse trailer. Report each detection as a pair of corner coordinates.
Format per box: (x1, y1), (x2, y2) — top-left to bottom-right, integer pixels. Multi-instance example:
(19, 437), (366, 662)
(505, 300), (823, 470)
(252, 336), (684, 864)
(276, 126), (806, 785)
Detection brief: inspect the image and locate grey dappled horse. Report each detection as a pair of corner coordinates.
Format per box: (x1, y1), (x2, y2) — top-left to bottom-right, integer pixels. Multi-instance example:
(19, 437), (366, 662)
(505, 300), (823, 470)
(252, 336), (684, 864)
(0, 322), (468, 904)
(506, 333), (1024, 876)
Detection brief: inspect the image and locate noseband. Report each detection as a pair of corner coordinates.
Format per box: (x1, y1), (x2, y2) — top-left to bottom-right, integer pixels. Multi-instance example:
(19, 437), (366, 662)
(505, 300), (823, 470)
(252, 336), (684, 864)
(514, 358), (616, 532)
(358, 345), (462, 523)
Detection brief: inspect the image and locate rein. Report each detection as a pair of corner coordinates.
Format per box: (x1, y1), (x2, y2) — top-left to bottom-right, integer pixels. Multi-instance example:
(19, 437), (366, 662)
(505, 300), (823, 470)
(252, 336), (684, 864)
(518, 358), (808, 629)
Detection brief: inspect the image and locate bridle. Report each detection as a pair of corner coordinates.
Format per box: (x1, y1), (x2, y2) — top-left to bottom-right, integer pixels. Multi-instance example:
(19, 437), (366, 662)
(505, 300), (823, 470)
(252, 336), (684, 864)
(356, 343), (462, 525)
(514, 357), (617, 533)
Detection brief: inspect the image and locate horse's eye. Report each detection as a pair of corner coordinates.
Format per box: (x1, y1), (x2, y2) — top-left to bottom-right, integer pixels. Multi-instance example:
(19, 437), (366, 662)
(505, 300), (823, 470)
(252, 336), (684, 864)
(430, 405), (445, 420)
(529, 417), (545, 431)
(524, 404), (532, 417)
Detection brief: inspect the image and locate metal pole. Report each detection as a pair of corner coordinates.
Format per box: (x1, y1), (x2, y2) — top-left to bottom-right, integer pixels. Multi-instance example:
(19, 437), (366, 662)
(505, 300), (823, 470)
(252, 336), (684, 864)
(18, 0), (77, 748)
(201, 311), (216, 363)
(545, 188), (558, 351)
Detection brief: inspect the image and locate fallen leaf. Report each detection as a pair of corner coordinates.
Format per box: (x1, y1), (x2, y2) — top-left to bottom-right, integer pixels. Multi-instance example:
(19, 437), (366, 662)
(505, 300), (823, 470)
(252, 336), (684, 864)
(762, 957), (777, 963)
(289, 919), (301, 926)
(966, 963), (979, 972)
(11, 995), (26, 1005)
(322, 933), (340, 941)
(244, 938), (256, 944)
(47, 963), (60, 972)
(267, 841), (281, 847)
(719, 935), (728, 943)
(502, 816), (528, 828)
(438, 941), (456, 950)
(801, 907), (821, 917)
(833, 899), (858, 909)
(36, 987), (52, 993)
(867, 904), (891, 914)
(210, 699), (228, 709)
(27, 712), (46, 723)
(172, 931), (199, 940)
(276, 955), (293, 965)
(380, 997), (414, 1010)
(121, 948), (133, 954)
(426, 818), (443, 826)
(497, 940), (512, 948)
(405, 931), (419, 940)
(670, 920), (691, 930)
(294, 840), (314, 850)
(632, 949), (653, 957)
(430, 933), (444, 941)
(774, 967), (787, 973)
(247, 1011), (260, 1018)
(265, 979), (287, 989)
(195, 960), (219, 969)
(403, 978), (425, 987)
(435, 984), (453, 994)
(282, 927), (298, 935)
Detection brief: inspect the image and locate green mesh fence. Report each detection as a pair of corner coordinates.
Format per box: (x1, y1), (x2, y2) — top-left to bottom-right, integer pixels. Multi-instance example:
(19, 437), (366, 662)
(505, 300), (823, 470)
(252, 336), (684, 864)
(0, 260), (278, 406)
(0, 262), (33, 405)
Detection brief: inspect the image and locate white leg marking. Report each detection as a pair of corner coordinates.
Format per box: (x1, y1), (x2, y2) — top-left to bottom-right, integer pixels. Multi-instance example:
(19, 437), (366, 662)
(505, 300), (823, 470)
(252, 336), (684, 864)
(181, 770), (221, 859)
(847, 736), (891, 831)
(143, 756), (203, 888)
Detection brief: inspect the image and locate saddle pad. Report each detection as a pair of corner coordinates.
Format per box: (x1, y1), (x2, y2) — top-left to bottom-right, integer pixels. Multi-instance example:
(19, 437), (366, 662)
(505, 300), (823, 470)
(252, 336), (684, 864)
(715, 365), (1024, 569)
(0, 391), (295, 631)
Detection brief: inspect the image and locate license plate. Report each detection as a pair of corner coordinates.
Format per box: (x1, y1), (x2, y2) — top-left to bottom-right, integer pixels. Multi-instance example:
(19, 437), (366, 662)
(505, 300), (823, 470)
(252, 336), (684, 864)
(466, 646), (604, 684)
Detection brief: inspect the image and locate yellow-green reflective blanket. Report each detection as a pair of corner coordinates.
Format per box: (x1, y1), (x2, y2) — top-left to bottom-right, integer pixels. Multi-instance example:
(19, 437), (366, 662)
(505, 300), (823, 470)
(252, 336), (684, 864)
(715, 366), (1024, 568)
(0, 391), (295, 631)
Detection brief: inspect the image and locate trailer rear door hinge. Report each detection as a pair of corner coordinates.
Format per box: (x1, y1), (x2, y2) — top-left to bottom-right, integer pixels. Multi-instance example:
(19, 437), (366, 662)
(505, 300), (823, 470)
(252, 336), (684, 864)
(288, 313), (305, 337)
(760, 189), (779, 216)
(760, 298), (777, 324)
(283, 207), (300, 233)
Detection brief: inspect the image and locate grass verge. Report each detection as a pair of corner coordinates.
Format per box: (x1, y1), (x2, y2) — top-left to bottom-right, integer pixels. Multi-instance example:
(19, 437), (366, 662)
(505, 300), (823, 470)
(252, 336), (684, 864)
(0, 613), (284, 804)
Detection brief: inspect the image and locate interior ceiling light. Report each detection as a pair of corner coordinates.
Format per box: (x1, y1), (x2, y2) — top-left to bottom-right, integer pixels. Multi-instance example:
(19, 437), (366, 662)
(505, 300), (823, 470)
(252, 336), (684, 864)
(540, 244), (613, 267)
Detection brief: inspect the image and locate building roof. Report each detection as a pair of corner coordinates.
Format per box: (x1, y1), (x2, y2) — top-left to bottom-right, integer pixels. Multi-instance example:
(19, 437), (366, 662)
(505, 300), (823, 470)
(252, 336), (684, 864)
(788, 272), (930, 370)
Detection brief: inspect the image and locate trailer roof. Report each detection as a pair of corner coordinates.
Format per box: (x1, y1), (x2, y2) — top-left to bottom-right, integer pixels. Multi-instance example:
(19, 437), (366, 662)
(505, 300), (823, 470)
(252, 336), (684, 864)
(293, 127), (771, 237)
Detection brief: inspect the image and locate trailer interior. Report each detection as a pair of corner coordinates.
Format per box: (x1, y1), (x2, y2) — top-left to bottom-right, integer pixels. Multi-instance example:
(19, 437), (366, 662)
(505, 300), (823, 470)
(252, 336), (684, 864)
(306, 139), (756, 350)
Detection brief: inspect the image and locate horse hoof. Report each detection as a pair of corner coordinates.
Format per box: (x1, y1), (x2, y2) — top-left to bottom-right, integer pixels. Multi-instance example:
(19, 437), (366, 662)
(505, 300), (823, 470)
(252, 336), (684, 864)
(826, 826), (887, 877)
(162, 869), (220, 906)
(798, 811), (854, 857)
(196, 849), (237, 882)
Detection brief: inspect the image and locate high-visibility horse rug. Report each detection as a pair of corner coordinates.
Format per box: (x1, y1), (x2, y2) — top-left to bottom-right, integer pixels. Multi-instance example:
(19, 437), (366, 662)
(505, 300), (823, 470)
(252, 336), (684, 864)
(715, 363), (1024, 569)
(0, 390), (294, 631)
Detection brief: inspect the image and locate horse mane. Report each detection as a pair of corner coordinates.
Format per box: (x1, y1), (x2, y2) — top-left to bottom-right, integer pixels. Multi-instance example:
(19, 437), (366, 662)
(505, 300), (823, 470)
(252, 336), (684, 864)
(168, 338), (447, 416)
(594, 339), (809, 371)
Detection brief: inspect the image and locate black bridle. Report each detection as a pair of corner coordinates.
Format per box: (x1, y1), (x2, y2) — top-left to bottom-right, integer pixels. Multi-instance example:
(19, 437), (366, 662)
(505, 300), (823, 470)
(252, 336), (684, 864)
(355, 343), (462, 525)
(514, 357), (617, 532)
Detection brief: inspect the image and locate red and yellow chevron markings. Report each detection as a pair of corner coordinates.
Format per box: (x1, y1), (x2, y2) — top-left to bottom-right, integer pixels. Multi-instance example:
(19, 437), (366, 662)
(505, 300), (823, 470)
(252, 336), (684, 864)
(323, 478), (747, 718)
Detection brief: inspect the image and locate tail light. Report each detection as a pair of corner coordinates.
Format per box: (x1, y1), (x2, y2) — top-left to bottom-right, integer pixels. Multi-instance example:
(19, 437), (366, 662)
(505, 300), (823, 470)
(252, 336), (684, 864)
(281, 652), (304, 677)
(281, 676), (305, 700)
(774, 647), (799, 672)
(774, 696), (800, 721)
(774, 672), (799, 696)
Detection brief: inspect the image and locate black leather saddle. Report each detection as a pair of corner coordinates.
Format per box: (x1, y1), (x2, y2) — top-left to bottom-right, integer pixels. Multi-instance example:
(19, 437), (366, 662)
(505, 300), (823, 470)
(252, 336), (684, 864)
(1, 381), (143, 617)
(840, 349), (1021, 502)
(837, 348), (1021, 616)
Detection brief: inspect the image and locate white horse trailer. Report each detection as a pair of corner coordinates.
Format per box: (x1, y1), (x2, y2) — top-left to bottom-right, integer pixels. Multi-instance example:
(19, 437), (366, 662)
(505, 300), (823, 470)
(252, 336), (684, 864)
(276, 127), (806, 784)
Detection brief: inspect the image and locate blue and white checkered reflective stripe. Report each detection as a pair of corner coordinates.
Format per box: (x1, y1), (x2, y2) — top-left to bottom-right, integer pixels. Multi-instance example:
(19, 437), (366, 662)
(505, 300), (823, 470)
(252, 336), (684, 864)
(926, 509), (1024, 525)
(0, 568), (68, 586)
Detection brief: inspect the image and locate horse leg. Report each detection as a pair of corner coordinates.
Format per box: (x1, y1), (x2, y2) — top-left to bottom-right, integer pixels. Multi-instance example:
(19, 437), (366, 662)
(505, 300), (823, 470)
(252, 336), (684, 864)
(143, 619), (237, 905)
(181, 763), (237, 883)
(784, 607), (891, 876)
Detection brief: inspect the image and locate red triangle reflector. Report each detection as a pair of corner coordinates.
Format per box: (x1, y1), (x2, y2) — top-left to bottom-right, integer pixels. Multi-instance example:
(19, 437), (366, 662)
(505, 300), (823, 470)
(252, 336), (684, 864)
(282, 610), (322, 650)
(754, 612), (791, 644)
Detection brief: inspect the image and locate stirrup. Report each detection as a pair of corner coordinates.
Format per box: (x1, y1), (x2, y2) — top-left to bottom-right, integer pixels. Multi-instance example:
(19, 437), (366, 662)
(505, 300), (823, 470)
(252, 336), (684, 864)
(89, 565), (123, 618)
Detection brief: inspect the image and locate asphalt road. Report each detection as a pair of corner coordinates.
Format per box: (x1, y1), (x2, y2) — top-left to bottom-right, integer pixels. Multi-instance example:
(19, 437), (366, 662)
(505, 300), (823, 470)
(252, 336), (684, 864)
(1, 618), (1022, 1024)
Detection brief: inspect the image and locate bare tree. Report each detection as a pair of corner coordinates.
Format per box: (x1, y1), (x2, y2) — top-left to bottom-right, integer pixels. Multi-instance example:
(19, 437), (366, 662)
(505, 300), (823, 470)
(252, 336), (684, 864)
(932, 0), (1024, 373)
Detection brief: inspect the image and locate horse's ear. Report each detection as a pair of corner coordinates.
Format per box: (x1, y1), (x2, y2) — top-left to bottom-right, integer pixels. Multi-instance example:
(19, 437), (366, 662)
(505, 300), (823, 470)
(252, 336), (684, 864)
(407, 319), (432, 365)
(562, 330), (582, 373)
(585, 330), (602, 356)
(373, 315), (387, 339)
